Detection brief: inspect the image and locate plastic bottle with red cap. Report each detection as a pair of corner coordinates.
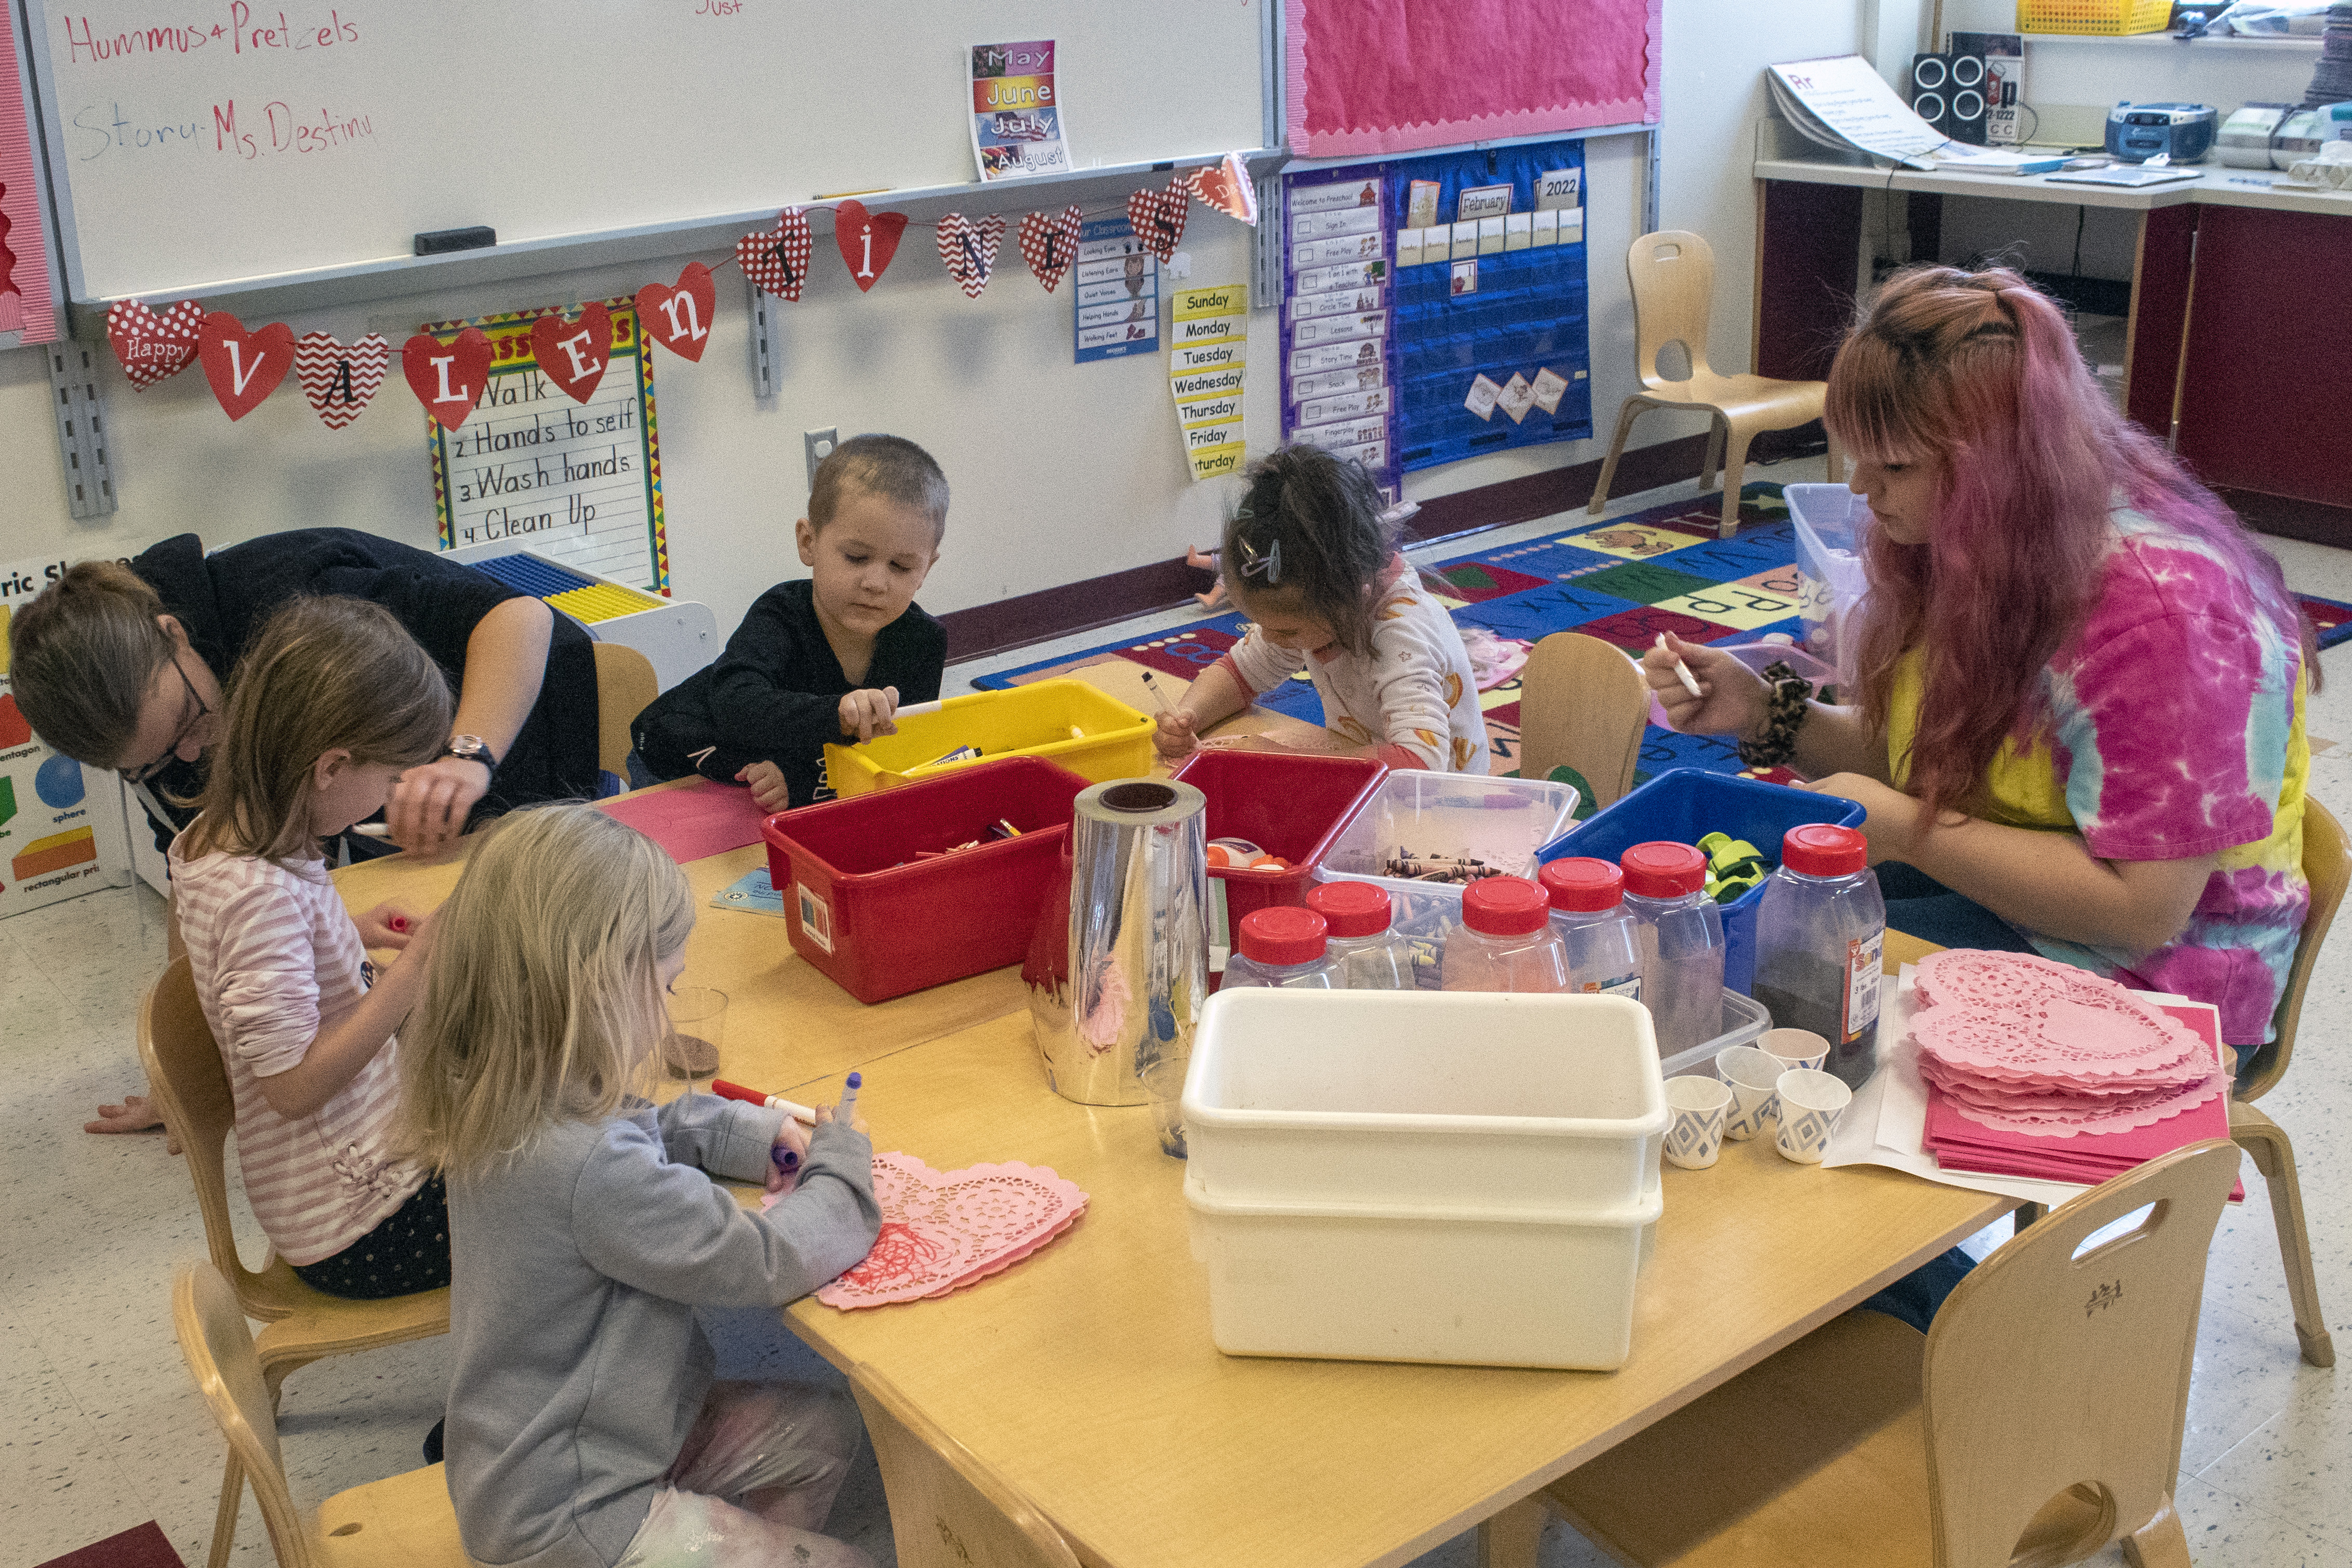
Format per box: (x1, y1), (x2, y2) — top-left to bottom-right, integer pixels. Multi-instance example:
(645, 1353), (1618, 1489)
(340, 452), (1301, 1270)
(1619, 842), (1728, 1055)
(1440, 875), (1570, 993)
(1304, 881), (1415, 990)
(1538, 858), (1644, 1002)
(1753, 823), (1885, 1090)
(1220, 906), (1342, 990)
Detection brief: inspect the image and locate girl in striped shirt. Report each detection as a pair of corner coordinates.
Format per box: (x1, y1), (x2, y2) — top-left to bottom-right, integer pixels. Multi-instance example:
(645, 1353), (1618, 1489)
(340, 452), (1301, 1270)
(171, 596), (453, 1299)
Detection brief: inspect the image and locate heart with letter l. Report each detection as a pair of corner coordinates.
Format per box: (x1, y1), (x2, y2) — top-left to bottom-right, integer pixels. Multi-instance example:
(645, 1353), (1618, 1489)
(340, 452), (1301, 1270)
(635, 263), (716, 362)
(105, 299), (205, 389)
(293, 331), (390, 430)
(1017, 206), (1083, 293)
(737, 208), (813, 300)
(1127, 177), (1190, 263)
(803, 1152), (1088, 1309)
(402, 326), (493, 431)
(934, 212), (1006, 299)
(832, 200), (908, 293)
(197, 312), (295, 421)
(529, 303), (613, 403)
(1187, 152), (1259, 224)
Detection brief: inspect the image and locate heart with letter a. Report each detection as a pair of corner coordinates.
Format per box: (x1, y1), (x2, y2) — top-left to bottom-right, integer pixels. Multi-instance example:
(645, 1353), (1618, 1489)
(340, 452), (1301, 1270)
(529, 303), (613, 403)
(106, 299), (204, 389)
(403, 326), (492, 431)
(635, 263), (716, 362)
(294, 331), (389, 429)
(1187, 152), (1259, 224)
(1127, 178), (1190, 263)
(1017, 206), (1083, 293)
(934, 212), (1006, 299)
(737, 208), (813, 301)
(197, 312), (295, 421)
(832, 199), (908, 293)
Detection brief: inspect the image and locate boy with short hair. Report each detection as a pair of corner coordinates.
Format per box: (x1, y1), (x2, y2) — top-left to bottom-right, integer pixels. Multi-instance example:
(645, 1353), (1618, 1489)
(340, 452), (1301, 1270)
(632, 434), (948, 811)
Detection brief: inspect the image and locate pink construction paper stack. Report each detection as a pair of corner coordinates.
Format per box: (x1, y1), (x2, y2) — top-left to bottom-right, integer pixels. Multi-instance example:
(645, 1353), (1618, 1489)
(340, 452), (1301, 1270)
(1912, 951), (2231, 1185)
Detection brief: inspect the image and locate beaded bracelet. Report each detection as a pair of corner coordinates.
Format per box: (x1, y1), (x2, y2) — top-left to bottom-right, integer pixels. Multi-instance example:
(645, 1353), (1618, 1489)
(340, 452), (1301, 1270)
(1736, 660), (1814, 769)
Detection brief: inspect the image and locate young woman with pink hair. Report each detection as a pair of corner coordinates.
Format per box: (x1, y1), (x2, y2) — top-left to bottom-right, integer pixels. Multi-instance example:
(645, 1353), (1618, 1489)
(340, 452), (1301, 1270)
(1646, 265), (2315, 1059)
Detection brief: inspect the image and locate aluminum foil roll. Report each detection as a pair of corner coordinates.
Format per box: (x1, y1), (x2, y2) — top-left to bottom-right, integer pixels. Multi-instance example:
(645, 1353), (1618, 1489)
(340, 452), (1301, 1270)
(1024, 778), (1210, 1106)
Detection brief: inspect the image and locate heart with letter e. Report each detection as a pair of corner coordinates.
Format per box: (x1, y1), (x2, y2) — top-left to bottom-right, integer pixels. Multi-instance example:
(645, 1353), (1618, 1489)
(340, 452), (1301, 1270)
(529, 303), (613, 403)
(737, 208), (814, 300)
(197, 312), (295, 420)
(1017, 206), (1083, 293)
(105, 299), (205, 389)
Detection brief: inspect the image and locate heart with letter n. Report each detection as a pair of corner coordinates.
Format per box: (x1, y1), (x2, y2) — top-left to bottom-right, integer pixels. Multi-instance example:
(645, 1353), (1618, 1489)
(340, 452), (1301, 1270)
(738, 208), (814, 300)
(935, 212), (1007, 299)
(636, 263), (717, 362)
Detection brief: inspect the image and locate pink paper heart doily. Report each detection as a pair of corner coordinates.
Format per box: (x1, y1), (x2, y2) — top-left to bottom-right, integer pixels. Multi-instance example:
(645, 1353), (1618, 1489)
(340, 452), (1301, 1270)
(1913, 993), (2207, 1085)
(1937, 1072), (2224, 1138)
(808, 1152), (1087, 1309)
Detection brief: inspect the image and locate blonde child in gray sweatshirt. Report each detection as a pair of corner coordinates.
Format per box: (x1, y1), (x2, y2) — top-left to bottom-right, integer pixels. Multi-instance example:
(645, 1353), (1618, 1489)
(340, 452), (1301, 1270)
(397, 803), (881, 1568)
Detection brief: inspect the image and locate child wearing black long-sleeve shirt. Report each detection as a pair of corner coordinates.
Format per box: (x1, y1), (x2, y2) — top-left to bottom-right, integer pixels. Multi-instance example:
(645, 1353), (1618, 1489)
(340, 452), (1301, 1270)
(633, 435), (948, 810)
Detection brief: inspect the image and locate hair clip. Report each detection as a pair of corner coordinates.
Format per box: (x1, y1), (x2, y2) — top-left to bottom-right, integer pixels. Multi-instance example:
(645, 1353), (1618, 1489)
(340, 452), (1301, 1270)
(1235, 537), (1281, 585)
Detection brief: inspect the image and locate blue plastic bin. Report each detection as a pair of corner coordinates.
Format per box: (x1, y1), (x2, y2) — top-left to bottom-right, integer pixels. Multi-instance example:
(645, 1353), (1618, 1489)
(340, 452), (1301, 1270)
(1537, 769), (1868, 996)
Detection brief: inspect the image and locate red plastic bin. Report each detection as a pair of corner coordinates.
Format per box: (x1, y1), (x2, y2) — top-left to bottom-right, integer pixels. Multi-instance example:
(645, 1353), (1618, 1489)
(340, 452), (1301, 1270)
(1170, 751), (1388, 923)
(761, 756), (1091, 1004)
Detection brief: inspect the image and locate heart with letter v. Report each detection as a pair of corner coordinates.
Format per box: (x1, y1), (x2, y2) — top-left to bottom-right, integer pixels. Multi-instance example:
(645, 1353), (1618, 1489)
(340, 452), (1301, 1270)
(529, 303), (613, 404)
(635, 263), (716, 362)
(737, 208), (813, 300)
(934, 212), (1006, 299)
(106, 299), (205, 390)
(294, 331), (389, 430)
(1187, 153), (1259, 224)
(403, 327), (492, 431)
(1127, 178), (1190, 263)
(832, 200), (908, 293)
(1017, 206), (1083, 293)
(197, 312), (295, 420)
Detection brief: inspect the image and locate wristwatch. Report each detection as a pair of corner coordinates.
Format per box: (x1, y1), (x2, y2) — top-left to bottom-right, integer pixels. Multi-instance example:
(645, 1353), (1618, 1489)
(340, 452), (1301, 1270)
(444, 734), (500, 773)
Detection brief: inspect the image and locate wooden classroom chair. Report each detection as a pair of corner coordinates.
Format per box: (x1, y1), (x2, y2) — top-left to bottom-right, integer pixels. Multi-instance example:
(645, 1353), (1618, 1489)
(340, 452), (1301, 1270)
(2228, 794), (2344, 1366)
(591, 640), (661, 780)
(1587, 230), (1841, 539)
(849, 1362), (1083, 1568)
(1513, 631), (1651, 811)
(139, 957), (451, 1568)
(174, 1264), (469, 1568)
(1529, 1139), (2241, 1568)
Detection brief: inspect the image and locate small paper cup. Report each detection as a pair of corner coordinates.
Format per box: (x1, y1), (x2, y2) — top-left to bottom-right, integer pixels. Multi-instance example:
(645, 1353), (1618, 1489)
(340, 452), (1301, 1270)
(1759, 1027), (1830, 1074)
(1774, 1068), (1853, 1165)
(1717, 1045), (1784, 1140)
(1663, 1075), (1733, 1170)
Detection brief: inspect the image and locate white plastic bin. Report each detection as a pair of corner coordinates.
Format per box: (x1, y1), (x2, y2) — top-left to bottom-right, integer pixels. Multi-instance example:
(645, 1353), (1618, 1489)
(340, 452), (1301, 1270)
(1785, 484), (1871, 683)
(1660, 988), (1773, 1079)
(1182, 989), (1667, 1213)
(1185, 1185), (1662, 1368)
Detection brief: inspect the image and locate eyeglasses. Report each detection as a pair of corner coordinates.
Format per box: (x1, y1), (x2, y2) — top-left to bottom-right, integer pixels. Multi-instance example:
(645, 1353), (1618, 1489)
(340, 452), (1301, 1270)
(121, 655), (210, 785)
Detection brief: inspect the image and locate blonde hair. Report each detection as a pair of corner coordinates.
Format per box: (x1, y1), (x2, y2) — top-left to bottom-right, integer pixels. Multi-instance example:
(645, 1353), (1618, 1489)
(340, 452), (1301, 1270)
(182, 597), (451, 863)
(397, 803), (695, 1182)
(7, 559), (179, 767)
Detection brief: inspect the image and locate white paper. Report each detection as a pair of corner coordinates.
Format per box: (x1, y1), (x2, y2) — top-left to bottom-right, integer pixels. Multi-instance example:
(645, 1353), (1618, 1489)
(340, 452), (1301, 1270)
(1497, 373), (1534, 424)
(1530, 365), (1570, 414)
(1464, 373), (1503, 420)
(1768, 55), (1948, 169)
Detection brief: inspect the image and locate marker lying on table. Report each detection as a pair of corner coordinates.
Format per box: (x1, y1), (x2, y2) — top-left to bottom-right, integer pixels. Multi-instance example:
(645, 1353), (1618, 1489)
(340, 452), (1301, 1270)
(1655, 632), (1704, 700)
(711, 1079), (819, 1126)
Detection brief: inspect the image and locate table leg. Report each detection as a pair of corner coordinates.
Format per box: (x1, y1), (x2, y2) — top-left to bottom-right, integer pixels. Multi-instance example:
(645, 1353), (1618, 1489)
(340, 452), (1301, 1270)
(1475, 1495), (1549, 1568)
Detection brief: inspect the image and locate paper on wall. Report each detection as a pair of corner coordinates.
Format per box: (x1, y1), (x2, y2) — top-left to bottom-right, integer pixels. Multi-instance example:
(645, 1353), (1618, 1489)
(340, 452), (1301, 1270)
(1074, 216), (1159, 364)
(1170, 283), (1247, 482)
(971, 39), (1071, 182)
(1767, 55), (1948, 169)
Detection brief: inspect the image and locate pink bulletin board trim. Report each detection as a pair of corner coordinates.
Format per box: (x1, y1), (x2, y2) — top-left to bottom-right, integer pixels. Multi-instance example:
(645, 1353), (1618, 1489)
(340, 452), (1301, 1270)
(0, 2), (59, 345)
(1285, 0), (1662, 158)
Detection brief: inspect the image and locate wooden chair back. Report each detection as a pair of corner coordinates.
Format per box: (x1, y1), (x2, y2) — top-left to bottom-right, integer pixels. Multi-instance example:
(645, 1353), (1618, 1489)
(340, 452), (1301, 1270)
(1514, 632), (1651, 809)
(140, 956), (289, 1319)
(1625, 230), (1719, 389)
(2246, 794), (2346, 1100)
(1921, 1139), (2240, 1566)
(175, 1265), (317, 1568)
(592, 641), (661, 779)
(850, 1362), (1083, 1568)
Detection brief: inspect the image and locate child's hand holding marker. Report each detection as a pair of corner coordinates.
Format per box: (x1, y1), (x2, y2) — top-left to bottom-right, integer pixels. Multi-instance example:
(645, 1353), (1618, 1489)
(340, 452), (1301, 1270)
(838, 686), (901, 743)
(1147, 672), (1201, 761)
(836, 1071), (867, 1134)
(1639, 632), (1772, 740)
(356, 901), (425, 952)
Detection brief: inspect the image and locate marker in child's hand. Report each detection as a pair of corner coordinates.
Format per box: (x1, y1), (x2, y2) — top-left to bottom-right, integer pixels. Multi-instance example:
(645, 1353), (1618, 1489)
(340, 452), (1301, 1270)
(1139, 671), (1176, 713)
(1656, 633), (1704, 700)
(837, 1071), (862, 1123)
(387, 914), (411, 935)
(712, 1078), (819, 1126)
(770, 1146), (800, 1173)
(353, 822), (393, 838)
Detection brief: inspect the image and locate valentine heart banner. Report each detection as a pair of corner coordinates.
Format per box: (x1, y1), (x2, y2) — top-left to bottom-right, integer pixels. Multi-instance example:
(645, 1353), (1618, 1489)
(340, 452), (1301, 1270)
(422, 298), (669, 594)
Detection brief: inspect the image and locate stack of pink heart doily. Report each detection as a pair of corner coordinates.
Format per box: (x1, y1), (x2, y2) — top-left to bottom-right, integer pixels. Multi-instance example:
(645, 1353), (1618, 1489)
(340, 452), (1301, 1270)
(1911, 950), (2226, 1140)
(800, 1153), (1089, 1310)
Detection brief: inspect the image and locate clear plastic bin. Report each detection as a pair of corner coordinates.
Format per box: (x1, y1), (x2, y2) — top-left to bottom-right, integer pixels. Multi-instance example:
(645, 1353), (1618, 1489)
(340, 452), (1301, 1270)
(1658, 988), (1772, 1079)
(1785, 483), (1871, 685)
(1320, 772), (1580, 884)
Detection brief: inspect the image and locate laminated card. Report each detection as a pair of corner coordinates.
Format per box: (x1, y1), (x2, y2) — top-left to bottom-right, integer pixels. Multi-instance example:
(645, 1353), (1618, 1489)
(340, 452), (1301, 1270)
(1170, 283), (1247, 481)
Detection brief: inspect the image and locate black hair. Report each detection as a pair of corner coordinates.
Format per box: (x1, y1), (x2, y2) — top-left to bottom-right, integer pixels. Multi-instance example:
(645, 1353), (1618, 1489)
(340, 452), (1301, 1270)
(1220, 445), (1396, 658)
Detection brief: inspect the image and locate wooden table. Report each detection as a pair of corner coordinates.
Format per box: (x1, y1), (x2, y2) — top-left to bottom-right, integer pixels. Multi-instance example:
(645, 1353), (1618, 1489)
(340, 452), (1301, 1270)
(336, 804), (2000, 1568)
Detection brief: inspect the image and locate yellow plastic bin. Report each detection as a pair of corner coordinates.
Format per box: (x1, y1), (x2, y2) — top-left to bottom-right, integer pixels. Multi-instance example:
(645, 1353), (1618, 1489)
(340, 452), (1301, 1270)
(2016, 0), (2170, 35)
(822, 680), (1155, 798)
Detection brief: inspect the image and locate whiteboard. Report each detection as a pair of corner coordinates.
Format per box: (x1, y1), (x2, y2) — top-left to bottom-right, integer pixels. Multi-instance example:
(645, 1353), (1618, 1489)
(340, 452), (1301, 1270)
(25, 0), (1271, 303)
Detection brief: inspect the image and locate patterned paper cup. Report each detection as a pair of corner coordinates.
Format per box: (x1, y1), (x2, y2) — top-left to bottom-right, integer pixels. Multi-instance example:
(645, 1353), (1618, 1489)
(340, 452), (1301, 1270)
(1760, 1027), (1830, 1074)
(1774, 1068), (1854, 1165)
(1664, 1075), (1733, 1170)
(1717, 1045), (1785, 1140)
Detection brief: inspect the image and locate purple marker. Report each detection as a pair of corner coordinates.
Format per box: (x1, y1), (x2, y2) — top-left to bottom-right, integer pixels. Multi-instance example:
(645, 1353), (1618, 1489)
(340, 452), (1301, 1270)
(770, 1145), (800, 1172)
(837, 1071), (862, 1123)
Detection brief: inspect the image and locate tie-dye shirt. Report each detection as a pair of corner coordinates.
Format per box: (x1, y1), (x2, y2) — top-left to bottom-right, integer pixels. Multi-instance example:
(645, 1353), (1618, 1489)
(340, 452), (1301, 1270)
(1220, 556), (1490, 773)
(1885, 507), (2309, 1045)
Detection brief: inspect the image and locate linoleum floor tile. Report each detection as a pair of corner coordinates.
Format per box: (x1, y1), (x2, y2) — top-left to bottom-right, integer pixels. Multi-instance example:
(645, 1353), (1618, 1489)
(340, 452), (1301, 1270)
(0, 1333), (156, 1565)
(2174, 1473), (2350, 1565)
(2192, 1374), (2352, 1555)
